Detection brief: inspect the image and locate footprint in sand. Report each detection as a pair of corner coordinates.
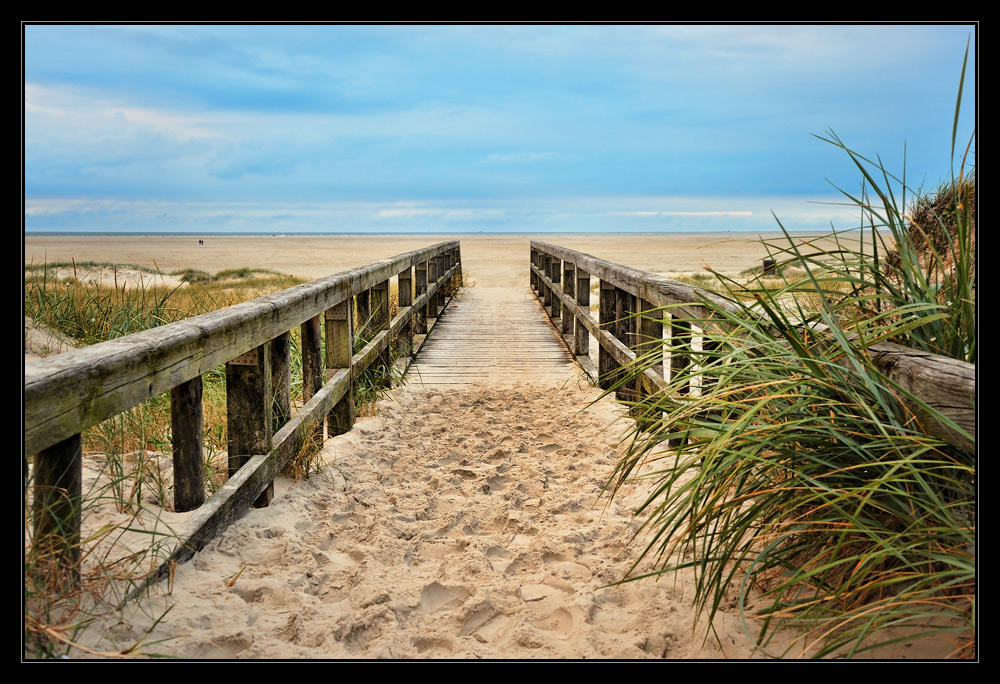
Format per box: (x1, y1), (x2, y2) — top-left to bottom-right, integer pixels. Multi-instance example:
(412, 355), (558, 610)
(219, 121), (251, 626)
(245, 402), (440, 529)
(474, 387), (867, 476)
(458, 601), (505, 640)
(412, 636), (455, 655)
(190, 635), (251, 659)
(530, 607), (575, 638)
(417, 581), (470, 614)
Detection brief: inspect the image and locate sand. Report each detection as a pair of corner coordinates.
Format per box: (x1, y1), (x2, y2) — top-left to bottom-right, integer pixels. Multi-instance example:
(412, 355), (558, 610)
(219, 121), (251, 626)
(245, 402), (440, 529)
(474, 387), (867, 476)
(24, 232), (804, 283)
(24, 233), (953, 660)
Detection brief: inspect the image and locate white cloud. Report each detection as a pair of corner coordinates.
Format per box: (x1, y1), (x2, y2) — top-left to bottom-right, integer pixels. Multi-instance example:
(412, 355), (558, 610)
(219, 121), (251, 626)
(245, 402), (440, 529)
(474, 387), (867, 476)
(375, 207), (507, 221)
(100, 106), (220, 141)
(610, 210), (754, 217)
(26, 83), (221, 143)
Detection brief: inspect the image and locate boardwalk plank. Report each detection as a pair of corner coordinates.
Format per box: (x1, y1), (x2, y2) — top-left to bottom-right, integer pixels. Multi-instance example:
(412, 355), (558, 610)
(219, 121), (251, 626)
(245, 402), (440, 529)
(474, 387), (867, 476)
(409, 287), (578, 388)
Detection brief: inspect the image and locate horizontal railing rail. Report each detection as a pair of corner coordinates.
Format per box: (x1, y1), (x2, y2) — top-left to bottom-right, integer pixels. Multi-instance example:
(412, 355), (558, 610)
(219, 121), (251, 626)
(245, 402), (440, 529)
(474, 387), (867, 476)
(529, 240), (975, 454)
(25, 241), (462, 590)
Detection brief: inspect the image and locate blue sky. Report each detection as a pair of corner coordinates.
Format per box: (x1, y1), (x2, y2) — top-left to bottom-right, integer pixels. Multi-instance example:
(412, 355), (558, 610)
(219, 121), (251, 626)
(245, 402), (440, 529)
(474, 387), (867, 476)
(23, 24), (977, 234)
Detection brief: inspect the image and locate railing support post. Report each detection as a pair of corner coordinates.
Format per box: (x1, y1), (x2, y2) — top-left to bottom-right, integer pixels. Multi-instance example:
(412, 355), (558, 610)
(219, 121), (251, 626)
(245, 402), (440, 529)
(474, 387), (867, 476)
(398, 266), (414, 358)
(598, 279), (618, 391)
(575, 269), (590, 357)
(668, 315), (692, 448)
(636, 298), (664, 431)
(426, 257), (439, 320)
(549, 257), (562, 323)
(701, 334), (722, 396)
(541, 254), (552, 310)
(226, 342), (273, 507)
(30, 433), (82, 588)
(561, 261), (574, 337)
(615, 287), (638, 406)
(326, 299), (355, 436)
(435, 254), (446, 310)
(301, 315), (324, 441)
(301, 317), (323, 402)
(670, 316), (692, 396)
(271, 331), (292, 433)
(530, 247), (538, 291)
(356, 288), (372, 345)
(171, 377), (205, 512)
(372, 279), (391, 387)
(415, 261), (428, 335)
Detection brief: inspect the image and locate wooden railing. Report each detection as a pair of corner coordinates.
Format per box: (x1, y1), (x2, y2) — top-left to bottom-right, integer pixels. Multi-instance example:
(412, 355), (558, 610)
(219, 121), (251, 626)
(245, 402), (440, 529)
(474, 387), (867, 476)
(529, 241), (975, 453)
(25, 241), (461, 587)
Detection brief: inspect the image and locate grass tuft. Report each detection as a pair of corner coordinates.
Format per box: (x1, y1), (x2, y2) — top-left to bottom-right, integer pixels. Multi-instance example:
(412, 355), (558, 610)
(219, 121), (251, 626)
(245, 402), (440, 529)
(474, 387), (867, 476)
(603, 45), (975, 658)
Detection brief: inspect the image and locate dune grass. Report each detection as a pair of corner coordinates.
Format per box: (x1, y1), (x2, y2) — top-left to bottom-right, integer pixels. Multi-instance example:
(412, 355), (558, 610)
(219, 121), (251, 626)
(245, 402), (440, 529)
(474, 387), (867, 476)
(604, 47), (975, 658)
(23, 264), (319, 657)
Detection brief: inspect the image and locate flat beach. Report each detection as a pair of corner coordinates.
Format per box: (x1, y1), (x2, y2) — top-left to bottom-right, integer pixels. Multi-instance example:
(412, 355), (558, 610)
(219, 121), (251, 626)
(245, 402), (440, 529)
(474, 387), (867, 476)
(24, 232), (800, 287)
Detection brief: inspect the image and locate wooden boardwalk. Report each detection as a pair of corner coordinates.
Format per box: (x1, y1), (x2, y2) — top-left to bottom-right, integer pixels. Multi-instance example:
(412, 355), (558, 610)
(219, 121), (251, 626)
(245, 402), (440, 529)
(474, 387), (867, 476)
(409, 285), (579, 387)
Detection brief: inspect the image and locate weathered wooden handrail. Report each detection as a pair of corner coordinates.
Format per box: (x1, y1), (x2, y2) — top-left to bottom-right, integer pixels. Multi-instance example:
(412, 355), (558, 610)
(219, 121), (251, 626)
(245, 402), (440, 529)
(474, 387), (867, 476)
(25, 241), (462, 589)
(530, 241), (975, 453)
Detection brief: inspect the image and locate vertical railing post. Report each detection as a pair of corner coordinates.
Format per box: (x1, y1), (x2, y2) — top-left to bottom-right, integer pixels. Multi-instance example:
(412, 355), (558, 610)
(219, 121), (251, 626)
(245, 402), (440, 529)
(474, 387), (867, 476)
(541, 254), (552, 310)
(668, 315), (692, 449)
(614, 287), (638, 406)
(398, 266), (413, 358)
(372, 278), (391, 387)
(226, 343), (273, 507)
(701, 333), (722, 397)
(575, 268), (590, 357)
(31, 433), (82, 588)
(530, 247), (538, 292)
(426, 256), (439, 320)
(271, 331), (291, 433)
(561, 261), (574, 337)
(301, 317), (323, 402)
(171, 377), (205, 512)
(449, 246), (460, 291)
(326, 299), (355, 436)
(535, 252), (548, 296)
(415, 260), (428, 335)
(598, 279), (618, 391)
(636, 298), (664, 430)
(301, 315), (323, 440)
(670, 315), (692, 396)
(434, 253), (446, 310)
(356, 288), (372, 347)
(549, 257), (562, 324)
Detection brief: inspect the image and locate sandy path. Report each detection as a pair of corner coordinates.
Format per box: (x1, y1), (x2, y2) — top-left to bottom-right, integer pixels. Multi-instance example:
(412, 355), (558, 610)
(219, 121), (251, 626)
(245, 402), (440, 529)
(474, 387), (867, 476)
(90, 380), (779, 659)
(80, 248), (776, 658)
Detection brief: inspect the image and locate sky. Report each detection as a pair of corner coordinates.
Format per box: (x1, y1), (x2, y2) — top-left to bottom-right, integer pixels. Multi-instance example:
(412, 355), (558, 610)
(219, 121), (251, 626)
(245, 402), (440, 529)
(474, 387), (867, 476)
(23, 24), (977, 234)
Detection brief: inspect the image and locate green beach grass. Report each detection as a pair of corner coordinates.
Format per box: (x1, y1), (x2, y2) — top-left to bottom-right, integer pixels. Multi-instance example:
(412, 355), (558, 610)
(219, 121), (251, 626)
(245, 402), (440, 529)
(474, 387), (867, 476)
(602, 48), (975, 658)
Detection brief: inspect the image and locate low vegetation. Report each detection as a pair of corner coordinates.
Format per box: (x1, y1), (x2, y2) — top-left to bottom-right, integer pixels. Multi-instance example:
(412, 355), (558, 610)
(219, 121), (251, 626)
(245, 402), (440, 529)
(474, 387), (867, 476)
(605, 49), (975, 657)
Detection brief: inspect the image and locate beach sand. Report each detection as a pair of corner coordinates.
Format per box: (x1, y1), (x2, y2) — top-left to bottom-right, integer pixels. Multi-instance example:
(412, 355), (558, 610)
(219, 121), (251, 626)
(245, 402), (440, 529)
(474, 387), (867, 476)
(24, 232), (808, 284)
(24, 233), (953, 660)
